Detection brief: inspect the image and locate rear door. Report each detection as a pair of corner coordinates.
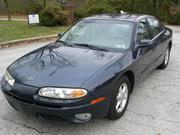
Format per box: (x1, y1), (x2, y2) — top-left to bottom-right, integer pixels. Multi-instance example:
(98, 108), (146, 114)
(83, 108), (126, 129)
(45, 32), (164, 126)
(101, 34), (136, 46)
(146, 17), (167, 66)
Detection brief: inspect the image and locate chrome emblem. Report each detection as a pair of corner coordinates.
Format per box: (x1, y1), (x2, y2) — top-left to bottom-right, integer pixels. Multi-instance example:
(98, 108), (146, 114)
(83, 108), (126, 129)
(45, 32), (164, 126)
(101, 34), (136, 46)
(26, 76), (33, 81)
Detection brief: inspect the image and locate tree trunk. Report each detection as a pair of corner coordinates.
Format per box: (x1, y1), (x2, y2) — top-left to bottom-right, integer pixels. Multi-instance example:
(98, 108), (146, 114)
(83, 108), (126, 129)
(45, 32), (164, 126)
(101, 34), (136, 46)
(4, 0), (11, 21)
(174, 0), (178, 6)
(131, 0), (135, 12)
(43, 0), (46, 7)
(153, 0), (157, 17)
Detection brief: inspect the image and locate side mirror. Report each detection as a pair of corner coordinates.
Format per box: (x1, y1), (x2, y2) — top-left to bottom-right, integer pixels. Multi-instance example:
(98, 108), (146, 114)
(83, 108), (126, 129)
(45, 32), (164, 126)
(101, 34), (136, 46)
(136, 39), (153, 50)
(58, 32), (64, 38)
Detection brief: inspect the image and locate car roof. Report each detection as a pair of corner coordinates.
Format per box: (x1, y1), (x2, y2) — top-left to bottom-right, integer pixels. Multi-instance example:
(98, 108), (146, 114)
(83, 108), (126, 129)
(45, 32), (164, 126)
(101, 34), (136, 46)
(83, 13), (154, 23)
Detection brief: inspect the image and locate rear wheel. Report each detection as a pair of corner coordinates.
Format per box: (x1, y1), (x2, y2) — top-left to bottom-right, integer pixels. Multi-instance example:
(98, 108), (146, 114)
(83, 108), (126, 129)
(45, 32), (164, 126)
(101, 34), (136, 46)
(158, 47), (171, 69)
(108, 76), (131, 120)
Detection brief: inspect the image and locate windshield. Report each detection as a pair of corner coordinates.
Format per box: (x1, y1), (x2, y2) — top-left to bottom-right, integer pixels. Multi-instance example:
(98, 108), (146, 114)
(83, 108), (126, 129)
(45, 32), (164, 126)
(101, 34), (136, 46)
(60, 20), (134, 51)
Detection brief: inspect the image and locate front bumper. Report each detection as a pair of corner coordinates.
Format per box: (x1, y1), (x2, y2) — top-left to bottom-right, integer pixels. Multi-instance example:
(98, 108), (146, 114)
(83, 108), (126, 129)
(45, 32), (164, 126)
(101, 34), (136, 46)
(1, 78), (110, 123)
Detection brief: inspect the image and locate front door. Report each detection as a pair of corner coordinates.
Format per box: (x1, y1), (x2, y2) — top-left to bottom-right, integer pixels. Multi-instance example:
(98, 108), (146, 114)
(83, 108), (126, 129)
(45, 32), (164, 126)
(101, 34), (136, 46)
(134, 18), (156, 80)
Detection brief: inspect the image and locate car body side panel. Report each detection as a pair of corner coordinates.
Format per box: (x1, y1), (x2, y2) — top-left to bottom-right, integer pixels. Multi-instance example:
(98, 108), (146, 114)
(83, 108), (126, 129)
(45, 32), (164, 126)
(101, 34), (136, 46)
(148, 26), (172, 68)
(81, 52), (137, 96)
(81, 26), (173, 96)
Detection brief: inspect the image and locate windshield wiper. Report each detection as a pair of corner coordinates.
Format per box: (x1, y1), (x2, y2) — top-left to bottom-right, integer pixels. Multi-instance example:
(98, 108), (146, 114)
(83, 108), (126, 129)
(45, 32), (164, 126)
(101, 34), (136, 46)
(74, 43), (109, 52)
(56, 40), (74, 47)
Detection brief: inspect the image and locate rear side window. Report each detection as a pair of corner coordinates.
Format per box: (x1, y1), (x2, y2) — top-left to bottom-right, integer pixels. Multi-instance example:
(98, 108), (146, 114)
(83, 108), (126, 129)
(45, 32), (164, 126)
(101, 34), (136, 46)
(147, 18), (164, 38)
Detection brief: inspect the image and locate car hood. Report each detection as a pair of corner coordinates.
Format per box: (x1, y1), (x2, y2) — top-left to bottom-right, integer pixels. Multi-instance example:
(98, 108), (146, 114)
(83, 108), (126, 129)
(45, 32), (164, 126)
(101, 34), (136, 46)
(8, 44), (123, 88)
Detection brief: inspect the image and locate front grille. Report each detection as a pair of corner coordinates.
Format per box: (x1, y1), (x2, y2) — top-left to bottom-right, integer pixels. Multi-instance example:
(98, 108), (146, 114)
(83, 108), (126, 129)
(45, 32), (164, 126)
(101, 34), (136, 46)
(3, 89), (63, 108)
(3, 89), (33, 104)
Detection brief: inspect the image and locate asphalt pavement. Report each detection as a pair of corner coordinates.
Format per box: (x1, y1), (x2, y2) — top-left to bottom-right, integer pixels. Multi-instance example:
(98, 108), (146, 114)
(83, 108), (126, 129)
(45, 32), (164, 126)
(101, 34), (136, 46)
(0, 26), (180, 135)
(0, 16), (27, 21)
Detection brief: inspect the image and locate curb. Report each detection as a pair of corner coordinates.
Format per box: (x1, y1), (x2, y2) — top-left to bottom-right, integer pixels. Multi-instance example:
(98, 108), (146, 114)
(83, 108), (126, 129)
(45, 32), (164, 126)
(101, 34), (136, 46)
(0, 34), (57, 49)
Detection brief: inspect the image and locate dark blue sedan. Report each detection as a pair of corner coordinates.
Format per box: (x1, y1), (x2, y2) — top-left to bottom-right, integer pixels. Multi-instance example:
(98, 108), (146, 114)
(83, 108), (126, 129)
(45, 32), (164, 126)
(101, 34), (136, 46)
(1, 14), (172, 123)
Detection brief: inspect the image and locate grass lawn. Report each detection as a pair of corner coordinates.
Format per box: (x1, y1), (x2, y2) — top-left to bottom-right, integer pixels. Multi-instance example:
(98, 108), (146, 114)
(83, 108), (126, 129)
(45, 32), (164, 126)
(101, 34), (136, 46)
(0, 20), (69, 43)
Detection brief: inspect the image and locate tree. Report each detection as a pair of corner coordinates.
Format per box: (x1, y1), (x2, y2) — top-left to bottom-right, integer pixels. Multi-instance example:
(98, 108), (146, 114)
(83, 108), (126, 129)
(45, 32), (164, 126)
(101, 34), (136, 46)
(3, 0), (11, 21)
(154, 0), (172, 20)
(172, 0), (178, 6)
(153, 0), (157, 17)
(75, 0), (174, 23)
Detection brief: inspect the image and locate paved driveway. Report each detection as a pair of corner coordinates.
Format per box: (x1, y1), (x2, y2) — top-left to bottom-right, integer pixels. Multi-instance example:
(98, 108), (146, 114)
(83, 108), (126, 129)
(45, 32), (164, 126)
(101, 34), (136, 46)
(0, 26), (180, 135)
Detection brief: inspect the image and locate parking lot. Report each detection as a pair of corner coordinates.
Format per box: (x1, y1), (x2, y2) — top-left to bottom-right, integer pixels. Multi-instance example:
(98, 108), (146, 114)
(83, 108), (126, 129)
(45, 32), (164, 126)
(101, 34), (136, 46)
(0, 26), (180, 135)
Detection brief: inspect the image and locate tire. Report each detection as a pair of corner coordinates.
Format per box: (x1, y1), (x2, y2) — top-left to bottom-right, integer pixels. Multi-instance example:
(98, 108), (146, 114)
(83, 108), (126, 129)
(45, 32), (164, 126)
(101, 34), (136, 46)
(158, 46), (171, 69)
(107, 76), (131, 120)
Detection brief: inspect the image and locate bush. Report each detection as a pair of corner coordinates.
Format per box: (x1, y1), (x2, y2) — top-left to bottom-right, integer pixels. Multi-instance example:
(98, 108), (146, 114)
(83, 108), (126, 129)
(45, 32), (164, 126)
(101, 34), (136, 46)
(25, 2), (44, 14)
(74, 8), (86, 19)
(86, 6), (114, 16)
(75, 5), (114, 19)
(74, 0), (115, 20)
(40, 6), (67, 26)
(167, 13), (180, 25)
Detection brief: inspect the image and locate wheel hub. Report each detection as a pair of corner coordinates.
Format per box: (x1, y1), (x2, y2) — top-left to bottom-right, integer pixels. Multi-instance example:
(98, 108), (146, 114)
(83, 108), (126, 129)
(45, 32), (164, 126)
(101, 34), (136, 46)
(164, 48), (170, 65)
(116, 83), (128, 113)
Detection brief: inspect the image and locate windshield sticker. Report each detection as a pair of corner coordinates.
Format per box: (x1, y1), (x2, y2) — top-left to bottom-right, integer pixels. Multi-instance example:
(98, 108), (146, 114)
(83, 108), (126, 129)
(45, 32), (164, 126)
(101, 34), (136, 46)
(116, 44), (126, 49)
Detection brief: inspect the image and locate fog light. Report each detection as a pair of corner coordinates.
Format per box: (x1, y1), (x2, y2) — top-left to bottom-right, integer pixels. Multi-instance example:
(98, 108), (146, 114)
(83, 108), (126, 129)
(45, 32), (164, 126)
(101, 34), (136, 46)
(75, 113), (92, 121)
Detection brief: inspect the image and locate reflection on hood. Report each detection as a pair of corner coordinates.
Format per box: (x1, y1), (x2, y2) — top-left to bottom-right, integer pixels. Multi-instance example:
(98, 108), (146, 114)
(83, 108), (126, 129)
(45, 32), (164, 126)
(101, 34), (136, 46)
(9, 43), (122, 87)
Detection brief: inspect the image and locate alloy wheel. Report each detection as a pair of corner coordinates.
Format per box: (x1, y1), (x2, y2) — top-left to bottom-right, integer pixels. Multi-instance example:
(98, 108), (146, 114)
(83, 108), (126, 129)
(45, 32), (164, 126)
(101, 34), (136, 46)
(116, 83), (128, 113)
(164, 48), (170, 65)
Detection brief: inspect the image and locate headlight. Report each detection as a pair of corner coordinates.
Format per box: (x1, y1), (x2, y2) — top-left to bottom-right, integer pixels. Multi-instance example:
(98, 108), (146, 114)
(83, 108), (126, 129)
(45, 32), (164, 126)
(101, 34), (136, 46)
(4, 70), (15, 86)
(38, 87), (88, 99)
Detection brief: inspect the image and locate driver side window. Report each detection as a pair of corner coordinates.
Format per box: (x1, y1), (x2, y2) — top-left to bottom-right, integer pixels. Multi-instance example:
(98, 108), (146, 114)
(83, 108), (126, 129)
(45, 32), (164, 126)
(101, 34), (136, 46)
(137, 19), (151, 42)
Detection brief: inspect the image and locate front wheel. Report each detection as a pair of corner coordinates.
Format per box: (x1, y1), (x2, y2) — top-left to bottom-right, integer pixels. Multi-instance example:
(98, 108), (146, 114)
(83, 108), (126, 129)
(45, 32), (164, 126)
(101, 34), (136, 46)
(158, 47), (171, 69)
(107, 76), (131, 120)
